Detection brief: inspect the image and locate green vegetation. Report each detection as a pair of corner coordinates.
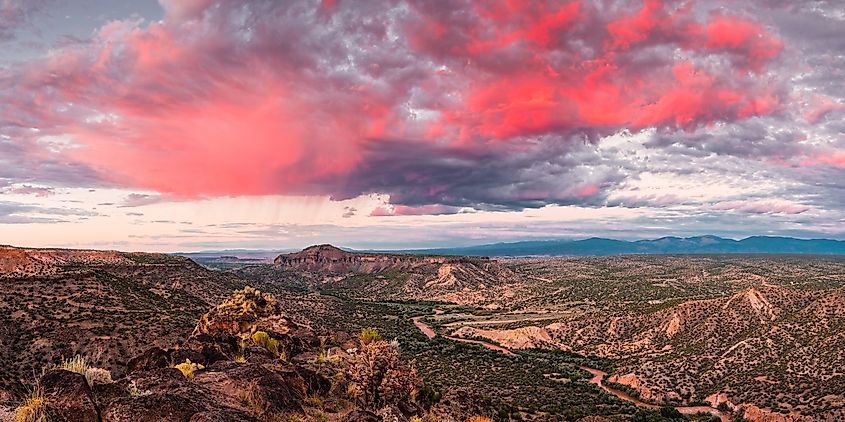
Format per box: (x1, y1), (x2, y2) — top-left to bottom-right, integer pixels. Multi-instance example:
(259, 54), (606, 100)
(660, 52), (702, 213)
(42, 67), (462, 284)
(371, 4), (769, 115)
(173, 359), (204, 381)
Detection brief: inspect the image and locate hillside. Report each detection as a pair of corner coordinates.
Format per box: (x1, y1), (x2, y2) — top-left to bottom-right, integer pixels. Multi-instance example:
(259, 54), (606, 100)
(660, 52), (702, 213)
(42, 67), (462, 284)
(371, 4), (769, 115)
(389, 236), (845, 256)
(267, 245), (526, 306)
(0, 246), (248, 398)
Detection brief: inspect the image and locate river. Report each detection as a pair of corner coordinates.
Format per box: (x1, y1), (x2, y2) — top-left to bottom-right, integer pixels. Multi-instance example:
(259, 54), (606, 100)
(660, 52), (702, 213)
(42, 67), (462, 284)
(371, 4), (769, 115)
(411, 310), (730, 422)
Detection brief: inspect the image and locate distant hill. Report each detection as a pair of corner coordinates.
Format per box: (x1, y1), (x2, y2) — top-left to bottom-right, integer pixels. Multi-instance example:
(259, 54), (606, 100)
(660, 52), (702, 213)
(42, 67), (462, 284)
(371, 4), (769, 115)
(385, 236), (845, 257)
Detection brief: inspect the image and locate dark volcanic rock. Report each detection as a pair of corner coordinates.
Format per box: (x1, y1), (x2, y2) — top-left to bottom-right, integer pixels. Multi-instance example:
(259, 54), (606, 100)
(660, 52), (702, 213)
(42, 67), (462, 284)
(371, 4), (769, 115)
(182, 332), (239, 364)
(171, 348), (209, 367)
(41, 369), (98, 422)
(194, 362), (306, 415)
(189, 409), (261, 422)
(127, 347), (170, 374)
(398, 400), (421, 417)
(295, 366), (331, 396)
(128, 367), (191, 393)
(91, 378), (131, 409)
(103, 394), (207, 422)
(345, 410), (381, 422)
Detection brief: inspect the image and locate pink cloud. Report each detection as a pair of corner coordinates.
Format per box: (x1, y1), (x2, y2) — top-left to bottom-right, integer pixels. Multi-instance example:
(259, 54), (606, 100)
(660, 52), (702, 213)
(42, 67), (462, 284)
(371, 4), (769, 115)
(1, 0), (786, 212)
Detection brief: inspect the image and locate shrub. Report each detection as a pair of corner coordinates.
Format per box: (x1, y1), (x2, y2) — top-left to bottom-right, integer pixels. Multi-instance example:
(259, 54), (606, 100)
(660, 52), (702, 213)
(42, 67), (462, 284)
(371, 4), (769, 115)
(346, 337), (420, 409)
(14, 384), (47, 422)
(59, 355), (112, 386)
(173, 359), (204, 381)
(251, 331), (280, 356)
(359, 327), (382, 345)
(304, 394), (324, 409)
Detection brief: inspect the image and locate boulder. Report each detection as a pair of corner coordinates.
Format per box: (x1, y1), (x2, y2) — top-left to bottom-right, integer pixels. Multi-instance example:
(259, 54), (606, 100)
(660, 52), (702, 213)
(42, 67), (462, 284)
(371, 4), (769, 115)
(128, 368), (190, 393)
(41, 369), (98, 422)
(194, 362), (306, 416)
(171, 348), (210, 367)
(245, 345), (278, 364)
(182, 333), (239, 364)
(103, 394), (206, 422)
(397, 399), (421, 417)
(127, 347), (170, 374)
(190, 409), (261, 422)
(91, 378), (131, 409)
(345, 410), (381, 422)
(295, 366), (331, 396)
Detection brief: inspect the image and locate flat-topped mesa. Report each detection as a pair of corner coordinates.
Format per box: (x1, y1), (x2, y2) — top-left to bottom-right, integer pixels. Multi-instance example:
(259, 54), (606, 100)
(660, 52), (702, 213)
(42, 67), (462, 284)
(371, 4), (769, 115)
(274, 244), (490, 273)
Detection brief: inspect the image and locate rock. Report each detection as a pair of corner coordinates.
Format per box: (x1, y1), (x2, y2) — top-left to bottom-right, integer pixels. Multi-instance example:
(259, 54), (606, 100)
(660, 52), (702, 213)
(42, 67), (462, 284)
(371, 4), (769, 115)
(294, 366), (331, 396)
(103, 394), (206, 422)
(397, 400), (421, 417)
(172, 348), (210, 367)
(40, 369), (98, 422)
(245, 345), (278, 364)
(182, 333), (239, 364)
(194, 362), (306, 416)
(127, 347), (170, 374)
(91, 378), (131, 409)
(345, 410), (381, 422)
(128, 368), (191, 393)
(190, 409), (261, 422)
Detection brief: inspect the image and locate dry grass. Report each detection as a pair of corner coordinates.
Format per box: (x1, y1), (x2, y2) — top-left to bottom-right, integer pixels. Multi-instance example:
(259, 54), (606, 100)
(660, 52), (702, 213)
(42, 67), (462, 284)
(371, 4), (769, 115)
(59, 355), (112, 386)
(14, 383), (48, 422)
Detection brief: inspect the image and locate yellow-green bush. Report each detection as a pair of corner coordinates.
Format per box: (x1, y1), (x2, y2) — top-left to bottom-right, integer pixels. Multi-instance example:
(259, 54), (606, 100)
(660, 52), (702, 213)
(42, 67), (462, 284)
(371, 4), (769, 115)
(251, 330), (280, 356)
(359, 327), (382, 345)
(173, 359), (204, 381)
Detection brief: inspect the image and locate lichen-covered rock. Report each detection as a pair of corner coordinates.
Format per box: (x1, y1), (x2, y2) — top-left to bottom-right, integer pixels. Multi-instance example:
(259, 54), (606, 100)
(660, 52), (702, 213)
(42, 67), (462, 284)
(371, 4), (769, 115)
(41, 369), (98, 422)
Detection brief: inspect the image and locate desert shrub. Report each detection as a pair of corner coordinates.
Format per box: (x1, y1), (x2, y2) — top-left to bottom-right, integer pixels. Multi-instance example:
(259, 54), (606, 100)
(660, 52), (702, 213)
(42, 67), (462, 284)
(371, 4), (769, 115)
(346, 337), (420, 409)
(251, 330), (280, 356)
(173, 359), (204, 381)
(59, 355), (112, 386)
(14, 383), (47, 422)
(218, 287), (279, 318)
(418, 385), (442, 408)
(359, 327), (382, 345)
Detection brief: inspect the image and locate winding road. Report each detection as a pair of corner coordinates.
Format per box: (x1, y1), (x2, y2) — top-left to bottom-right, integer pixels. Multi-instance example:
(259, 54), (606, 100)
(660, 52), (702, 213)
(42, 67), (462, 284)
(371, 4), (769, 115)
(410, 310), (730, 422)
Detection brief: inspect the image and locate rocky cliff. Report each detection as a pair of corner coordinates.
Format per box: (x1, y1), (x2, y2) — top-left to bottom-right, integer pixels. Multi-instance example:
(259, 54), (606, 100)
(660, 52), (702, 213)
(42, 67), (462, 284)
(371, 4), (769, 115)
(274, 245), (490, 274)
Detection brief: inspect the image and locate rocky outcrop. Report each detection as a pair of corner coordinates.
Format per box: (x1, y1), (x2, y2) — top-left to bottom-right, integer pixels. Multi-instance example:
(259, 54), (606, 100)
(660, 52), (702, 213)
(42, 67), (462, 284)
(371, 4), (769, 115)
(274, 244), (492, 274)
(126, 347), (170, 374)
(41, 370), (99, 422)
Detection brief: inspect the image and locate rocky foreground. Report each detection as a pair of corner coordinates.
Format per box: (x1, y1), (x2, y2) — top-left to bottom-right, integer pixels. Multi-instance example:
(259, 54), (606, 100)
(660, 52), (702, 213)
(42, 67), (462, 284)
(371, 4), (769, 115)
(3, 287), (491, 422)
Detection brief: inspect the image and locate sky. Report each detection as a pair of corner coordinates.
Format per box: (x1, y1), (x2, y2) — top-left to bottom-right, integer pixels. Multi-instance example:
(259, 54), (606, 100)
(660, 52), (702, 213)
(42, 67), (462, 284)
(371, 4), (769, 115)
(1, 0), (844, 252)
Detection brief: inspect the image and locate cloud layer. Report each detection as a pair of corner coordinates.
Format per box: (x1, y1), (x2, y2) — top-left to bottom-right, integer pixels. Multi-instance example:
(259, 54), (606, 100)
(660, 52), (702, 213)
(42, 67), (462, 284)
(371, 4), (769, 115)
(0, 0), (843, 246)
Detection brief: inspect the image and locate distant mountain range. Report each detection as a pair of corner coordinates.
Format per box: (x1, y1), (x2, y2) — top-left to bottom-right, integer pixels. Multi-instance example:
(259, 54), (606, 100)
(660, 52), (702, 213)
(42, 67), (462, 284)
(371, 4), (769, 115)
(382, 236), (845, 257)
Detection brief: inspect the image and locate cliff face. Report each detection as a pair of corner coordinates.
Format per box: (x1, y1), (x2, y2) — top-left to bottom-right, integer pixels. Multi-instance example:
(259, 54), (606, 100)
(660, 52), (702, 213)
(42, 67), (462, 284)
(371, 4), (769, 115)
(273, 245), (489, 274)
